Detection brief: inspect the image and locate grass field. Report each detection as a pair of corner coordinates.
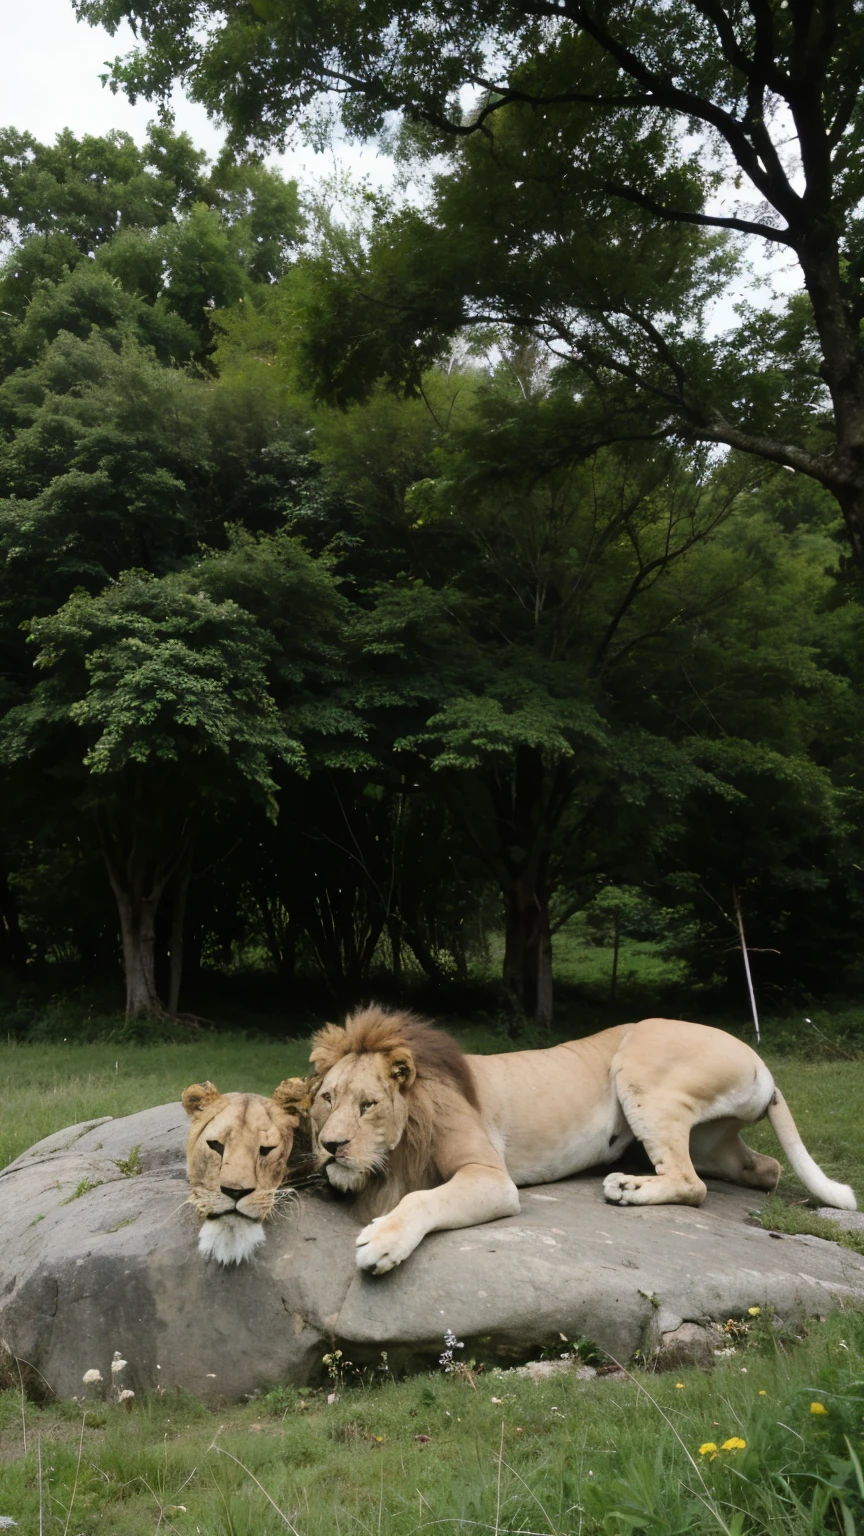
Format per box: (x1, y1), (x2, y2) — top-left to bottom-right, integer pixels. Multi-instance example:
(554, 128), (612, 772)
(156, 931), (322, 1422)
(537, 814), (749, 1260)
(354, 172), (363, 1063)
(0, 1018), (862, 1533)
(0, 1309), (862, 1533)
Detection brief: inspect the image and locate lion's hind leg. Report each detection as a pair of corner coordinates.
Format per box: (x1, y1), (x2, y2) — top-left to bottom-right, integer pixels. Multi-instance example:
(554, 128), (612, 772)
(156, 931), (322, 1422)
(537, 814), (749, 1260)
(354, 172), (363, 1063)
(690, 1118), (781, 1192)
(604, 1090), (707, 1208)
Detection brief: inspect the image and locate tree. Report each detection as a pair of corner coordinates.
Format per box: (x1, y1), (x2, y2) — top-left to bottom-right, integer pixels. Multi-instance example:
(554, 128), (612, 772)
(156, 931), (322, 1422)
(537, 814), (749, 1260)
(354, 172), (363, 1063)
(632, 474), (864, 998)
(0, 546), (348, 1017)
(318, 368), (752, 1023)
(79, 0), (864, 561)
(0, 170), (340, 1009)
(0, 124), (303, 365)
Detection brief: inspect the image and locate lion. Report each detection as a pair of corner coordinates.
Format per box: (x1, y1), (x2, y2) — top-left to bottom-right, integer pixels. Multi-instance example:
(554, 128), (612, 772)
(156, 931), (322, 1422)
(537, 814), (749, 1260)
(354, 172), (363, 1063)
(182, 1077), (310, 1265)
(309, 1005), (857, 1274)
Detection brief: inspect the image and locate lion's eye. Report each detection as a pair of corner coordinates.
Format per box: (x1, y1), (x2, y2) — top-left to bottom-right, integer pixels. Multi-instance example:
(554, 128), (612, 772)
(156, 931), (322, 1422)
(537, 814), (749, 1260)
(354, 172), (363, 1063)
(259, 1145), (273, 1157)
(207, 1139), (225, 1156)
(321, 1091), (332, 1105)
(360, 1101), (377, 1114)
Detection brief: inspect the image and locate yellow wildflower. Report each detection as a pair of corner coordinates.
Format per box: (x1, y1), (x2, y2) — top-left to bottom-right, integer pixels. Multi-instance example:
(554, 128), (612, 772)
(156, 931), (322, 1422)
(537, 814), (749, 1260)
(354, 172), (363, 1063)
(810, 1402), (828, 1415)
(699, 1442), (718, 1456)
(758, 1390), (767, 1397)
(675, 1382), (685, 1389)
(747, 1306), (761, 1317)
(721, 1437), (746, 1452)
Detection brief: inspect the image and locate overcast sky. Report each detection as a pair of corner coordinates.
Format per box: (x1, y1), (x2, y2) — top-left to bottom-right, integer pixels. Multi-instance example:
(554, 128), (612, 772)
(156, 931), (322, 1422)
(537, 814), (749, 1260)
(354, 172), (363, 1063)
(0, 0), (395, 190)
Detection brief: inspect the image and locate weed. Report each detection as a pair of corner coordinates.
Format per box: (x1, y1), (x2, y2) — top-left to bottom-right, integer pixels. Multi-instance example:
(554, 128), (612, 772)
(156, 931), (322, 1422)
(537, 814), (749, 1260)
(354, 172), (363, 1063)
(540, 1331), (606, 1366)
(113, 1145), (142, 1177)
(106, 1214), (139, 1232)
(59, 1177), (101, 1204)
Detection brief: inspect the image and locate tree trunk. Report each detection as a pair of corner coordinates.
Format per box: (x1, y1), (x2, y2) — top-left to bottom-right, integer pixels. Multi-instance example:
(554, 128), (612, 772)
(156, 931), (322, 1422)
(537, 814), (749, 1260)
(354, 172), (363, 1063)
(609, 910), (621, 1005)
(97, 795), (195, 1020)
(168, 857), (192, 1015)
(115, 889), (163, 1018)
(402, 924), (447, 985)
(502, 879), (553, 1029)
(832, 482), (864, 568)
(0, 869), (28, 975)
(388, 918), (403, 984)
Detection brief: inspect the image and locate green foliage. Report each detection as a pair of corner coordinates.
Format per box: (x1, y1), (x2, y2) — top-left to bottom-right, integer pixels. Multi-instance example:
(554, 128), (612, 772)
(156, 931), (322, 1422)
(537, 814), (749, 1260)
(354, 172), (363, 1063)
(15, 571), (303, 800)
(1, 100), (863, 1018)
(86, 0), (864, 561)
(0, 124), (303, 361)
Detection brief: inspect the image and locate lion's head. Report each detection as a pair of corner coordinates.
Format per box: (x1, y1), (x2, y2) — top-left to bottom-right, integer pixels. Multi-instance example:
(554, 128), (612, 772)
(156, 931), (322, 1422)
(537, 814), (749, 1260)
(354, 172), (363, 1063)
(309, 1005), (478, 1219)
(182, 1078), (307, 1265)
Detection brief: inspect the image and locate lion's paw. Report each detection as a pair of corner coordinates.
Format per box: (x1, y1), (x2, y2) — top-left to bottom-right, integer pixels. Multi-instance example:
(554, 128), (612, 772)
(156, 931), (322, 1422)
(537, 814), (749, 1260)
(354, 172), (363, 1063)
(603, 1171), (643, 1205)
(355, 1216), (418, 1275)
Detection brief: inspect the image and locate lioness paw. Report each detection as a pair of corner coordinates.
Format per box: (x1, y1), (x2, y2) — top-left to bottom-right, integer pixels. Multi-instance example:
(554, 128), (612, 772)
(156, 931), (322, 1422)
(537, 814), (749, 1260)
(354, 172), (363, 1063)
(355, 1216), (417, 1275)
(603, 1171), (641, 1204)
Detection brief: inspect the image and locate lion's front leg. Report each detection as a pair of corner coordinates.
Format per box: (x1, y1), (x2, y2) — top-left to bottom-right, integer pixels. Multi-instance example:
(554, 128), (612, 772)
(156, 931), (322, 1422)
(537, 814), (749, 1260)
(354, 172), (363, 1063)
(355, 1166), (520, 1274)
(355, 1199), (434, 1274)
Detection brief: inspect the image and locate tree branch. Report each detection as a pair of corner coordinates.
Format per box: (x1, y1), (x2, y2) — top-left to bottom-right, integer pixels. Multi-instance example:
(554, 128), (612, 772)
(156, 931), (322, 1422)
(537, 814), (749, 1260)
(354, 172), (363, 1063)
(605, 181), (793, 245)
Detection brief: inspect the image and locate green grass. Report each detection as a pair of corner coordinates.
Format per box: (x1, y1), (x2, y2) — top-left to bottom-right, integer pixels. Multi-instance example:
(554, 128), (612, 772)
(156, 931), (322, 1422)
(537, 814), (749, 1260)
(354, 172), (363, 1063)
(0, 1311), (861, 1534)
(757, 1196), (864, 1257)
(746, 1055), (864, 1200)
(552, 926), (689, 996)
(0, 1036), (307, 1172)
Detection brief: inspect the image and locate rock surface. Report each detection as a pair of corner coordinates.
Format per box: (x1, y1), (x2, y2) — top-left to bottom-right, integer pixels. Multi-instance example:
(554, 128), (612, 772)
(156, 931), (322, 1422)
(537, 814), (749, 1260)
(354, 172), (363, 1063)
(1, 1104), (863, 1403)
(816, 1207), (864, 1232)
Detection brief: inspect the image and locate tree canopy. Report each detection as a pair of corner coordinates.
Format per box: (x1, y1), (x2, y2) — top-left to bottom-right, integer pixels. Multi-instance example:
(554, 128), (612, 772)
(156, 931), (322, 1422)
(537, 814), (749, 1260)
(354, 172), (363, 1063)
(76, 0), (864, 561)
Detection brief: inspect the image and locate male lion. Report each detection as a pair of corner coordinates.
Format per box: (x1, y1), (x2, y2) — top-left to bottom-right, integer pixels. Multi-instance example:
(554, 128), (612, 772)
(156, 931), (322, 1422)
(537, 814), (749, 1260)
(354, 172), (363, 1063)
(309, 1005), (857, 1274)
(182, 1078), (309, 1265)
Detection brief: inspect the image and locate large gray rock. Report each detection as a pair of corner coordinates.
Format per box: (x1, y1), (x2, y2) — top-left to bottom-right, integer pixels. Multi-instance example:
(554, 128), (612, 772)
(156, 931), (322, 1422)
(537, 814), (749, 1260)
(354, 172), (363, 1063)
(1, 1104), (863, 1403)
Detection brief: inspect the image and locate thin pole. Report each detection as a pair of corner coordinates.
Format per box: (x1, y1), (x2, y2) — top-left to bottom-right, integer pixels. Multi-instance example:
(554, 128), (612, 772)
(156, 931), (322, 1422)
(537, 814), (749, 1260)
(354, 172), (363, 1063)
(733, 886), (760, 1045)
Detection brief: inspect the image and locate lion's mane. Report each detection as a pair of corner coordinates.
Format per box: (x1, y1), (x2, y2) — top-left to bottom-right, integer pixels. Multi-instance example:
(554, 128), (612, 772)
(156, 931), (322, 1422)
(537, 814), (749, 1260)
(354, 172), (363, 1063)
(310, 1004), (479, 1221)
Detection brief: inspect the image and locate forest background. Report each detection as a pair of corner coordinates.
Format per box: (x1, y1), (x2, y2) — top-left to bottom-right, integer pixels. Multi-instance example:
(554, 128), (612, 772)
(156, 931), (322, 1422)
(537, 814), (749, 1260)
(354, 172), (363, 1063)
(2, 0), (864, 1038)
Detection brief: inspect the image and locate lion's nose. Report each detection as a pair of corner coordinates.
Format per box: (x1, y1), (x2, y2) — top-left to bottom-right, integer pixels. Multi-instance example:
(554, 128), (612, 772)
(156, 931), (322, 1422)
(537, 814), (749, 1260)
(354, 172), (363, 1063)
(220, 1186), (254, 1202)
(322, 1139), (348, 1156)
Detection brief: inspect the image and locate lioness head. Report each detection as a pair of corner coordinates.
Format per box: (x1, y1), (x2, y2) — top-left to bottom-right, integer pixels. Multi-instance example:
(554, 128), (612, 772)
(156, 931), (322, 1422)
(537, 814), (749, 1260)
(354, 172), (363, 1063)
(182, 1078), (307, 1265)
(309, 1029), (416, 1193)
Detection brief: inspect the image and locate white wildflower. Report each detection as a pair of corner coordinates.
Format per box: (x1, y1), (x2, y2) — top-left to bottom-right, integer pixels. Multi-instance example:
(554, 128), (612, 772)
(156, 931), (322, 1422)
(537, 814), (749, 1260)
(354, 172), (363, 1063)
(439, 1328), (465, 1373)
(82, 1369), (102, 1385)
(118, 1389), (135, 1402)
(111, 1354), (128, 1375)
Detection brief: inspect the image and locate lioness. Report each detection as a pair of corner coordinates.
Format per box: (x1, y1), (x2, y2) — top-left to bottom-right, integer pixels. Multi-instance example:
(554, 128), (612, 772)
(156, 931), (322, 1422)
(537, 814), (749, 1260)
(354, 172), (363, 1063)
(182, 1078), (308, 1264)
(309, 1005), (856, 1274)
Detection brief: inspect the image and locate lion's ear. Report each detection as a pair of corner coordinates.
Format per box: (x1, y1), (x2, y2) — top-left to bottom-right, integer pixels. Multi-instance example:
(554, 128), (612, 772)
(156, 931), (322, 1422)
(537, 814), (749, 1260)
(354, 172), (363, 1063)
(388, 1049), (416, 1089)
(182, 1081), (221, 1117)
(272, 1076), (309, 1121)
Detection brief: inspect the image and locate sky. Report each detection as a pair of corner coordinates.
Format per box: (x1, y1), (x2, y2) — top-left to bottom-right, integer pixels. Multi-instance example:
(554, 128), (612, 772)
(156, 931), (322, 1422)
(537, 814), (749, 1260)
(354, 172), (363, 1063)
(0, 0), (396, 190)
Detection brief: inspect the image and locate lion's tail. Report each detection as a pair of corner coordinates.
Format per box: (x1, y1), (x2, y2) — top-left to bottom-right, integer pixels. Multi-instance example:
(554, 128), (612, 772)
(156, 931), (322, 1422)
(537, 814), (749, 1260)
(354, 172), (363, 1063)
(767, 1090), (856, 1210)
